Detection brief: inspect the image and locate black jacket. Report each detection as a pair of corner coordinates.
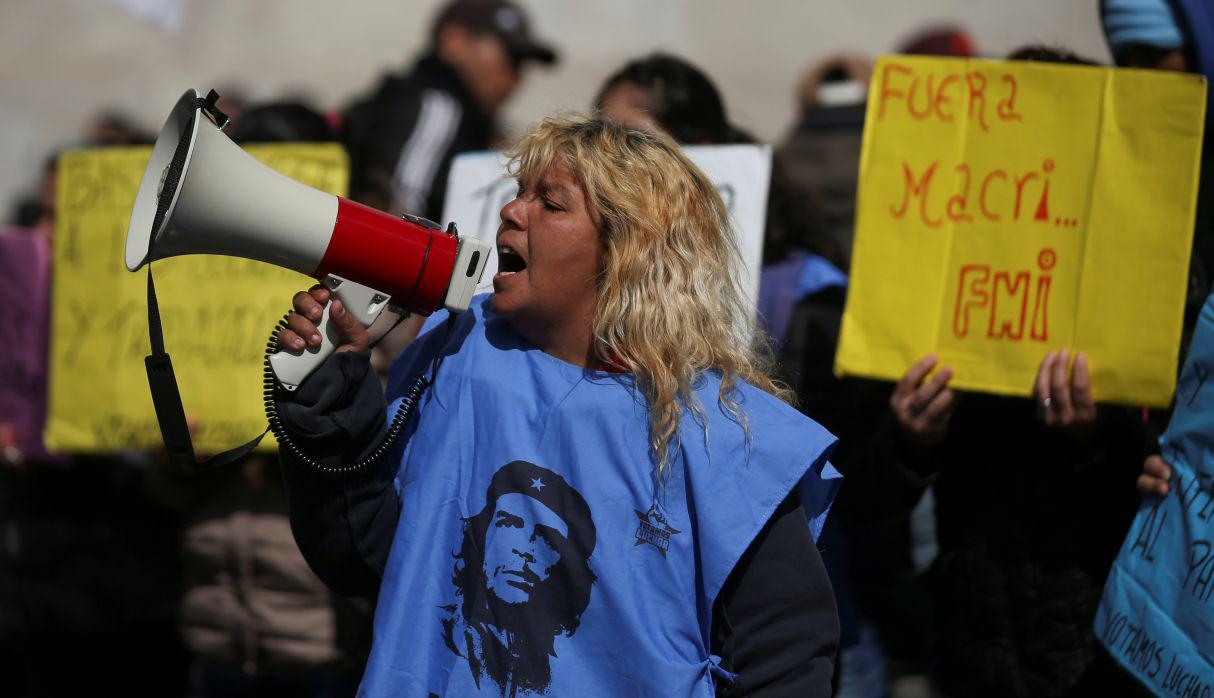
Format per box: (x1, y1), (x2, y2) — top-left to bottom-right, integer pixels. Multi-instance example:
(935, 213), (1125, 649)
(776, 284), (1149, 696)
(343, 54), (494, 220)
(849, 388), (1147, 697)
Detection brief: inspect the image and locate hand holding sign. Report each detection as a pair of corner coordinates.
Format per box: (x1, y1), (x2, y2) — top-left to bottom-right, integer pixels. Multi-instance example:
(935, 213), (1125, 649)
(1034, 349), (1098, 437)
(890, 354), (957, 449)
(837, 57), (1206, 407)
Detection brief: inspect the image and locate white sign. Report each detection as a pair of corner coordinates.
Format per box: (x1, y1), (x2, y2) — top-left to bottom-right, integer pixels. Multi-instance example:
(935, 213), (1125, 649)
(440, 145), (772, 310)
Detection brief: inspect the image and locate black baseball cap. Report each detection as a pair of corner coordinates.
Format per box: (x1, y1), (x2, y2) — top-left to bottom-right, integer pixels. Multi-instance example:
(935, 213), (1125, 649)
(432, 0), (558, 65)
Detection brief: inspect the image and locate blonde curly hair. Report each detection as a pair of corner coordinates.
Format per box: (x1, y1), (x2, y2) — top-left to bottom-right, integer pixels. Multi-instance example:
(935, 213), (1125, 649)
(506, 114), (791, 472)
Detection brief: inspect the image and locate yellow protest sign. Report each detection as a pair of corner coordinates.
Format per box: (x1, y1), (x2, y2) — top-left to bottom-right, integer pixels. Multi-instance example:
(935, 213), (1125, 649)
(837, 56), (1206, 406)
(46, 143), (348, 453)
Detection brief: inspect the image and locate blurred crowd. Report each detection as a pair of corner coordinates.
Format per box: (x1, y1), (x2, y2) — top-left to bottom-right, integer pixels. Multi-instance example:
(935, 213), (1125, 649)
(2, 0), (1212, 696)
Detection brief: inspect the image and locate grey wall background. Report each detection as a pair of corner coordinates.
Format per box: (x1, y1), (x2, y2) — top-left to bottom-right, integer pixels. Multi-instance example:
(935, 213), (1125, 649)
(0, 0), (1112, 217)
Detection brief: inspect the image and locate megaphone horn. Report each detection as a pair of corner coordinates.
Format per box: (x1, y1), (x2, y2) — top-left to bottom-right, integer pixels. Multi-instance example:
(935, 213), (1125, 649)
(126, 89), (492, 390)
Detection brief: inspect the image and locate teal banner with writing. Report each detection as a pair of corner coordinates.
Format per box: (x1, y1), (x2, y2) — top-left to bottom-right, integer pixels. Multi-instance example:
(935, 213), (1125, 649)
(1095, 290), (1214, 696)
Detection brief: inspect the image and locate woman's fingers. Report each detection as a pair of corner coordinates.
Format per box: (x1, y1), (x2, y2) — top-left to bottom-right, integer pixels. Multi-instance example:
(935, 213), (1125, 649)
(1070, 352), (1095, 417)
(912, 365), (953, 414)
(921, 387), (956, 425)
(1036, 349), (1100, 434)
(293, 289), (326, 322)
(895, 354), (938, 401)
(279, 288), (371, 353)
(1034, 350), (1055, 416)
(891, 355), (955, 448)
(1049, 348), (1073, 422)
(1137, 473), (1170, 498)
(1143, 455), (1173, 481)
(1071, 352), (1092, 402)
(1137, 456), (1172, 498)
(286, 311), (323, 347)
(281, 287), (331, 349)
(277, 328), (304, 351)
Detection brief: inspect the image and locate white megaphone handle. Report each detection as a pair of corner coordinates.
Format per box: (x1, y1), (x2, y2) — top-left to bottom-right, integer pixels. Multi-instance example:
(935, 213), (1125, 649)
(270, 275), (397, 392)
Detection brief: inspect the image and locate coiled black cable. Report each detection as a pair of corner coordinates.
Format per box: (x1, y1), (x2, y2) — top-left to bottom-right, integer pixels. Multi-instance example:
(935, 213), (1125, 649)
(262, 311), (449, 477)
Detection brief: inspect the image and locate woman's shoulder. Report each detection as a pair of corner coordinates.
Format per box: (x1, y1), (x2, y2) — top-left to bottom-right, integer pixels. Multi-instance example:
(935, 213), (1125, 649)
(697, 371), (834, 445)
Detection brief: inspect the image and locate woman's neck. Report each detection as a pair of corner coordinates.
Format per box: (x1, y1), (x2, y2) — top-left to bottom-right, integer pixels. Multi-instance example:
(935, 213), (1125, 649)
(511, 311), (599, 369)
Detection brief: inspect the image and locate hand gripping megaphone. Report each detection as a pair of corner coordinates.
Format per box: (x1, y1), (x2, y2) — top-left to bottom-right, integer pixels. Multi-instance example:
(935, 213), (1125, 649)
(126, 89), (492, 392)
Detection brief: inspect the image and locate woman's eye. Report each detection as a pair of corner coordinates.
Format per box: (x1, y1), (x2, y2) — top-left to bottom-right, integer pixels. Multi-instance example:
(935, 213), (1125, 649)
(543, 198), (563, 212)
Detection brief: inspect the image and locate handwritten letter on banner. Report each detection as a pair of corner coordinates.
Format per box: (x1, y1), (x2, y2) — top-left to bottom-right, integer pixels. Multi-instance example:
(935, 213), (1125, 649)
(441, 144), (772, 312)
(46, 144), (348, 453)
(1095, 290), (1214, 694)
(836, 56), (1206, 406)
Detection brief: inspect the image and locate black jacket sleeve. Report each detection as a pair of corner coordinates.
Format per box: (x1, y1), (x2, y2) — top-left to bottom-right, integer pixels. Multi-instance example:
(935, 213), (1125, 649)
(275, 351), (401, 598)
(714, 495), (839, 697)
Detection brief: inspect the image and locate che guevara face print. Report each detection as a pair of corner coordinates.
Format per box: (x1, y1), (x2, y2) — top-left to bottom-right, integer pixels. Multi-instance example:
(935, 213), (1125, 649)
(440, 461), (597, 696)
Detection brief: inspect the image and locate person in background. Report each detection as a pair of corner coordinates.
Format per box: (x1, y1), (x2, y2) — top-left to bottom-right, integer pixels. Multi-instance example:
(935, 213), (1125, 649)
(1, 114), (189, 698)
(346, 0), (559, 383)
(595, 54), (849, 470)
(896, 24), (976, 58)
(776, 54), (870, 270)
(848, 45), (1152, 698)
(341, 0), (557, 221)
(777, 30), (981, 698)
(82, 110), (151, 146)
(1101, 0), (1214, 496)
(1099, 12), (1214, 688)
(778, 25), (974, 274)
(10, 156), (56, 244)
(595, 52), (846, 346)
(1103, 0), (1214, 329)
(227, 101), (335, 144)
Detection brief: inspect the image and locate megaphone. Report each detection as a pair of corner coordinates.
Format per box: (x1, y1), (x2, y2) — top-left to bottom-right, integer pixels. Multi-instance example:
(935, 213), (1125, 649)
(126, 89), (492, 390)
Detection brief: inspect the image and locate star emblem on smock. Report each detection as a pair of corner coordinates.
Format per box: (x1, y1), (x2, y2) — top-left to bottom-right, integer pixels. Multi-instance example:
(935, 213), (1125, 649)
(633, 505), (682, 556)
(530, 477), (545, 491)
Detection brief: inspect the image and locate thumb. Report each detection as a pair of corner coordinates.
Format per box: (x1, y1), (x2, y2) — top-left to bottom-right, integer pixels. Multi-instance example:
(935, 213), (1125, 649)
(329, 300), (370, 351)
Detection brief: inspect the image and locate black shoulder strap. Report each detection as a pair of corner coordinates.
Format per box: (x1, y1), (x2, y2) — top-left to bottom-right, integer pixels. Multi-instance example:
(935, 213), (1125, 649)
(144, 265), (268, 468)
(141, 89), (264, 468)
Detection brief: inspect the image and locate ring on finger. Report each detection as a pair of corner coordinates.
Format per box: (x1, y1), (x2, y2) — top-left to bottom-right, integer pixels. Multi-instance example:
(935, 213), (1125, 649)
(1041, 396), (1053, 410)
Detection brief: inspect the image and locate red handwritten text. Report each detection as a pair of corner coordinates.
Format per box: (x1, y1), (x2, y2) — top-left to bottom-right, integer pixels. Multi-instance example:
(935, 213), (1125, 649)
(953, 248), (1056, 342)
(890, 158), (1076, 229)
(878, 61), (1024, 131)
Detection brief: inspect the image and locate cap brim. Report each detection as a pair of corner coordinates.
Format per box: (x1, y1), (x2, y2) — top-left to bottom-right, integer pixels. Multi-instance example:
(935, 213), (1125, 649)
(508, 39), (557, 65)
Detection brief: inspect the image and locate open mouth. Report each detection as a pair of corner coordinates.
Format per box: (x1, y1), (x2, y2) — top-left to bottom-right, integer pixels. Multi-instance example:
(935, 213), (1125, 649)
(497, 245), (527, 275)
